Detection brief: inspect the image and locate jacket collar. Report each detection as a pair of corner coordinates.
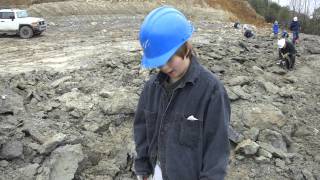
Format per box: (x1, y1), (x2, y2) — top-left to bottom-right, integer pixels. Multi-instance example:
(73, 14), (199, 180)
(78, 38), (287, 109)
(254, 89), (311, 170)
(154, 55), (200, 86)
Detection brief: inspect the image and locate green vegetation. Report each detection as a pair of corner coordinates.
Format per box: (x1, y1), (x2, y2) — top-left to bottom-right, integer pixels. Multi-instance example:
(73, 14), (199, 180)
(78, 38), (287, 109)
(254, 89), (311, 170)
(248, 0), (320, 36)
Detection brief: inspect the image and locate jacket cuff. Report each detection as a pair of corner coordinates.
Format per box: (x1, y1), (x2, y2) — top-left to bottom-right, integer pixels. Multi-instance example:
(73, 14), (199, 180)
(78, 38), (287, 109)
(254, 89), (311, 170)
(134, 157), (153, 176)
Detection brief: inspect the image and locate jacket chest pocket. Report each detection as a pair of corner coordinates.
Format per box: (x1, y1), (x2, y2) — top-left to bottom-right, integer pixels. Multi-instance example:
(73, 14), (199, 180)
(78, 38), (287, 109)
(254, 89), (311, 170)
(144, 110), (157, 144)
(178, 115), (201, 148)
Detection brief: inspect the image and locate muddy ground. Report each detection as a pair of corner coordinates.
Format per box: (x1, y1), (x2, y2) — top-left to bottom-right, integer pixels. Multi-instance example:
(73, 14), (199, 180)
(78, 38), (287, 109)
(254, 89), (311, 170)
(1, 1), (320, 180)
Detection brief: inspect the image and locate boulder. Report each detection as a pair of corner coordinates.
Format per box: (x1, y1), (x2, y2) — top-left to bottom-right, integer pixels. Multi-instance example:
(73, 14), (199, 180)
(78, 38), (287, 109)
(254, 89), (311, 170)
(0, 141), (23, 160)
(242, 104), (286, 129)
(235, 139), (260, 155)
(37, 144), (84, 180)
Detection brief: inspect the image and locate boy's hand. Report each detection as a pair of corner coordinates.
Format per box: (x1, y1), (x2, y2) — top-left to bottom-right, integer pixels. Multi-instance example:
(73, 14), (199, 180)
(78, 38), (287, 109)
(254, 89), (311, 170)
(283, 53), (289, 58)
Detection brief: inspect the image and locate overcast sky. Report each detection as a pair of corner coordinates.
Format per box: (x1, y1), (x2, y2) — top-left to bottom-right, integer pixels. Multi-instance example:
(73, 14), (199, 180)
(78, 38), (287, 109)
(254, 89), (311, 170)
(271, 0), (319, 15)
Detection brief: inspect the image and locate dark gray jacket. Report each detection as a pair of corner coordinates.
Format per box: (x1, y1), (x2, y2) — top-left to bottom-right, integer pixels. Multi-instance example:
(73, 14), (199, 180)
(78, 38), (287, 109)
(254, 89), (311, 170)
(134, 56), (230, 180)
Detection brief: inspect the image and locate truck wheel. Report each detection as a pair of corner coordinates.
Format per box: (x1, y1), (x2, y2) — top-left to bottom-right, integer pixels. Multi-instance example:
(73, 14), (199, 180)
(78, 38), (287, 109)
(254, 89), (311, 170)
(19, 26), (34, 39)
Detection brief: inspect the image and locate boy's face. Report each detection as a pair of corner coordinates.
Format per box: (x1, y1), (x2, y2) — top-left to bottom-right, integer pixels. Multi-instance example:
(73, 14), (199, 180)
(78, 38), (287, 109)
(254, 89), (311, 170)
(160, 55), (190, 82)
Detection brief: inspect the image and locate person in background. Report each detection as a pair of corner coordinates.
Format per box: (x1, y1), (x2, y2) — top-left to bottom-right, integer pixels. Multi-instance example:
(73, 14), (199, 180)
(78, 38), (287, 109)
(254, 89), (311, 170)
(277, 38), (296, 70)
(281, 29), (289, 39)
(272, 20), (279, 39)
(234, 21), (240, 29)
(290, 16), (301, 44)
(243, 24), (254, 38)
(134, 6), (230, 180)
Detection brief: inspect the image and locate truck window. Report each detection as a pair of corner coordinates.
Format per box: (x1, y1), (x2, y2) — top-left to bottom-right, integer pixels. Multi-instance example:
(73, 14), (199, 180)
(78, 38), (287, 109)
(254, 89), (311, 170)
(1, 12), (15, 19)
(17, 11), (28, 18)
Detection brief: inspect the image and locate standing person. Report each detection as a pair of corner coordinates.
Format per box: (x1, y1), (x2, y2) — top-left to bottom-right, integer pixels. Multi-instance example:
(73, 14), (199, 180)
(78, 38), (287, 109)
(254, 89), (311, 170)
(273, 20), (279, 39)
(277, 38), (296, 70)
(290, 16), (301, 44)
(234, 21), (240, 29)
(281, 29), (289, 39)
(134, 6), (230, 180)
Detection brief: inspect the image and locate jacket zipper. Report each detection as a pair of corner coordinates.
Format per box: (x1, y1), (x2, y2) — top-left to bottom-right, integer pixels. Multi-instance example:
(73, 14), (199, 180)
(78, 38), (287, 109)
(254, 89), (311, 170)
(156, 86), (176, 180)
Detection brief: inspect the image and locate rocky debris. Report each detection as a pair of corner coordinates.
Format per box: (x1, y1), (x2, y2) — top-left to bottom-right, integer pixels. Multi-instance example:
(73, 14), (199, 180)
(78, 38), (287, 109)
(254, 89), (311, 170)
(0, 160), (9, 167)
(98, 87), (139, 115)
(15, 163), (40, 180)
(0, 88), (25, 116)
(39, 133), (67, 154)
(50, 76), (73, 88)
(0, 141), (23, 160)
(235, 139), (260, 155)
(242, 104), (286, 129)
(37, 144), (84, 180)
(228, 76), (253, 86)
(258, 129), (287, 153)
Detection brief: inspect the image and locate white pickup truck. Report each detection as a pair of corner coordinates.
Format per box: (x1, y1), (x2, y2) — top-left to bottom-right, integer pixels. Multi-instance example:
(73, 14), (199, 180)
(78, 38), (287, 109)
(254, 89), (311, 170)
(0, 9), (47, 38)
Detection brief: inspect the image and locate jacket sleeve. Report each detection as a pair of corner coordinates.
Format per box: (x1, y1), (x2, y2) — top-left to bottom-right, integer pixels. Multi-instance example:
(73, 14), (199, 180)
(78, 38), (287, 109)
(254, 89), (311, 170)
(200, 83), (230, 180)
(290, 22), (293, 31)
(133, 84), (152, 176)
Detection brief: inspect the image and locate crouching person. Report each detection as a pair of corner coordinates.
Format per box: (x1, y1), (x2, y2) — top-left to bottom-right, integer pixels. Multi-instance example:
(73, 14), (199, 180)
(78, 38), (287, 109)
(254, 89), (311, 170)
(134, 6), (231, 180)
(277, 38), (296, 70)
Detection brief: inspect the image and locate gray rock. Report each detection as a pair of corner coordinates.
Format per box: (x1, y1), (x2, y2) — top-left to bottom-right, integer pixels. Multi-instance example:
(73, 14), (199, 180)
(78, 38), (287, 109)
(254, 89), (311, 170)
(0, 160), (9, 167)
(50, 76), (72, 88)
(255, 156), (270, 163)
(228, 46), (242, 55)
(302, 169), (315, 180)
(99, 89), (113, 98)
(228, 76), (252, 86)
(0, 89), (25, 115)
(228, 126), (243, 143)
(243, 127), (260, 141)
(87, 159), (120, 177)
(252, 66), (264, 74)
(36, 167), (50, 180)
(210, 65), (225, 74)
(293, 125), (314, 137)
(284, 75), (298, 83)
(225, 86), (240, 101)
(242, 104), (286, 129)
(258, 129), (287, 152)
(57, 90), (94, 112)
(235, 139), (260, 155)
(231, 85), (251, 100)
(271, 67), (287, 75)
(99, 88), (138, 115)
(258, 141), (287, 159)
(278, 85), (295, 98)
(314, 154), (320, 163)
(275, 158), (286, 169)
(38, 144), (84, 180)
(15, 163), (40, 180)
(307, 45), (320, 54)
(22, 127), (47, 144)
(39, 133), (67, 154)
(232, 56), (248, 64)
(258, 148), (272, 158)
(259, 81), (279, 94)
(0, 141), (23, 160)
(207, 52), (223, 60)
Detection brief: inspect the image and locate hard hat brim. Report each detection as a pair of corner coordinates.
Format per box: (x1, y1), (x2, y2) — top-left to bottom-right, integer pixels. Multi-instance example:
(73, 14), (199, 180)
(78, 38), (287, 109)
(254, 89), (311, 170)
(141, 41), (184, 68)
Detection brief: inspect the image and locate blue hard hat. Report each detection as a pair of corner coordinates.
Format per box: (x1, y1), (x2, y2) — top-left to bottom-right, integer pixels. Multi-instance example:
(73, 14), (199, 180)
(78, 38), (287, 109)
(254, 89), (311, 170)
(139, 6), (194, 68)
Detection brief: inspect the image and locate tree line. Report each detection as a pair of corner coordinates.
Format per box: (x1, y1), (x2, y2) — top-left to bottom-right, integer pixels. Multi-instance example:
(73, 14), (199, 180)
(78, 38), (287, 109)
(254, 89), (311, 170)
(247, 0), (320, 35)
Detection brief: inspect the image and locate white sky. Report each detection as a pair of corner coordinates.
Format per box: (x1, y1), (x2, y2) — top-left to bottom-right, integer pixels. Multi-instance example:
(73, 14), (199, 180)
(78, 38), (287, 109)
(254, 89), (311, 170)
(271, 0), (319, 15)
